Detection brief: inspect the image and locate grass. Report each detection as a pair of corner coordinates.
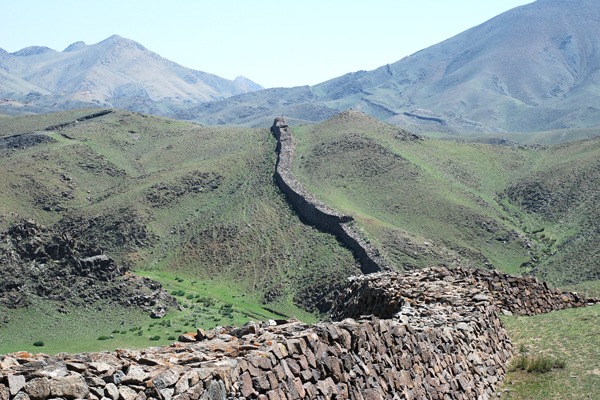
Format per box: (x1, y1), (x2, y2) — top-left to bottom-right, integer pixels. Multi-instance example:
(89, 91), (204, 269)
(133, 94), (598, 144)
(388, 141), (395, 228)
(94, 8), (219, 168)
(291, 111), (600, 286)
(0, 107), (598, 372)
(0, 109), (353, 354)
(501, 305), (600, 400)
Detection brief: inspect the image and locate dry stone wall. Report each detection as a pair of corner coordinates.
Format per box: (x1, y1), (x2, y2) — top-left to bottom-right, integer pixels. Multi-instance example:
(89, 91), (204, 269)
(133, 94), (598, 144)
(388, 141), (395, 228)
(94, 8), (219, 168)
(2, 267), (596, 400)
(271, 118), (386, 274)
(331, 266), (598, 320)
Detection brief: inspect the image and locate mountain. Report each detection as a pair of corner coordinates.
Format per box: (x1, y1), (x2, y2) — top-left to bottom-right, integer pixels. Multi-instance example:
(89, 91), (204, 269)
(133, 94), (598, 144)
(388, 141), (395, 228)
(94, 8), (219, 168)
(0, 35), (262, 116)
(187, 0), (600, 132)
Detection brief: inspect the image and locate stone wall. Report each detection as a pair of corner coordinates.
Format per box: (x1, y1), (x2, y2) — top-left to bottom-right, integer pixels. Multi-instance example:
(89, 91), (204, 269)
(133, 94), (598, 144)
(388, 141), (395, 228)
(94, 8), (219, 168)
(3, 267), (595, 400)
(271, 117), (386, 274)
(0, 312), (510, 400)
(331, 266), (598, 321)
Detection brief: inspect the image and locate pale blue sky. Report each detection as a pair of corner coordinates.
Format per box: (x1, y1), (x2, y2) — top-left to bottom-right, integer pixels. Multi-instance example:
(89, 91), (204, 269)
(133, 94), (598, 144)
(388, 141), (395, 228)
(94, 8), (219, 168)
(2, 1), (534, 88)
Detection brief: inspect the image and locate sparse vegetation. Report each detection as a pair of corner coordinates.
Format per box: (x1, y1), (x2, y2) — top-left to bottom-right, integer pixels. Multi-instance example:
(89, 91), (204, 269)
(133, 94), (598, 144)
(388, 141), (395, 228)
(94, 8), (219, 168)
(510, 354), (566, 373)
(501, 305), (600, 399)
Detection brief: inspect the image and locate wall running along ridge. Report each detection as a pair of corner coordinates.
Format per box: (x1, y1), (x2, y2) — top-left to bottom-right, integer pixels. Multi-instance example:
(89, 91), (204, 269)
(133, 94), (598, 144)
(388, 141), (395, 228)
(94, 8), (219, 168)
(271, 117), (386, 274)
(1, 267), (597, 400)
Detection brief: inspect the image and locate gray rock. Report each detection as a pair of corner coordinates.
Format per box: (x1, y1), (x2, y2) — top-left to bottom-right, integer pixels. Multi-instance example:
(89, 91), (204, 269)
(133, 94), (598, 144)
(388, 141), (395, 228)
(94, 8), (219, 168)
(200, 380), (226, 400)
(12, 392), (30, 400)
(456, 322), (472, 331)
(90, 386), (105, 399)
(152, 369), (180, 390)
(124, 366), (149, 384)
(8, 375), (26, 396)
(49, 374), (90, 399)
(111, 370), (126, 385)
(158, 388), (174, 400)
(104, 383), (119, 400)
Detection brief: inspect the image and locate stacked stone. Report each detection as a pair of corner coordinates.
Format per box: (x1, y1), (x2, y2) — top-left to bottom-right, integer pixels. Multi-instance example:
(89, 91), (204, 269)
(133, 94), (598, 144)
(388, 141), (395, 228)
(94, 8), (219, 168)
(331, 267), (597, 320)
(449, 267), (597, 315)
(0, 312), (511, 400)
(2, 267), (596, 399)
(271, 118), (387, 274)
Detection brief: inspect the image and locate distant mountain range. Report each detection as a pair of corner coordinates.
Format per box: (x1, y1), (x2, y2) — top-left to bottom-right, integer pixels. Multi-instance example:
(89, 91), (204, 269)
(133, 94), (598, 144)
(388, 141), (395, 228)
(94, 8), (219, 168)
(2, 0), (600, 132)
(186, 0), (600, 132)
(0, 35), (262, 116)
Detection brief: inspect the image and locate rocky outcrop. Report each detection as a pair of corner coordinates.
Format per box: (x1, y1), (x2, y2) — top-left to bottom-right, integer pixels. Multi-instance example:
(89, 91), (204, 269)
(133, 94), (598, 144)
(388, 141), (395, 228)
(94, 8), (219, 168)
(271, 117), (386, 274)
(3, 267), (596, 399)
(0, 133), (54, 150)
(0, 219), (177, 316)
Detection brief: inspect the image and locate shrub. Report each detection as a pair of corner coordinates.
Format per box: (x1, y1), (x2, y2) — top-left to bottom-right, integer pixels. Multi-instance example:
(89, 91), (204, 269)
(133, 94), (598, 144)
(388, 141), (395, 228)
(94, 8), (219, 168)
(97, 335), (111, 341)
(149, 335), (161, 341)
(33, 341), (45, 347)
(167, 335), (176, 341)
(511, 354), (566, 373)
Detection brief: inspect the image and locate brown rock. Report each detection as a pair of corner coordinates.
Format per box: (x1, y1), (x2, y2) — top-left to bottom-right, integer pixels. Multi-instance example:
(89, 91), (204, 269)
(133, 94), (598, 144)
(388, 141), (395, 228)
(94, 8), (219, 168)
(119, 385), (139, 400)
(0, 384), (10, 400)
(175, 375), (190, 394)
(24, 378), (50, 400)
(240, 372), (255, 398)
(178, 333), (197, 343)
(49, 374), (90, 399)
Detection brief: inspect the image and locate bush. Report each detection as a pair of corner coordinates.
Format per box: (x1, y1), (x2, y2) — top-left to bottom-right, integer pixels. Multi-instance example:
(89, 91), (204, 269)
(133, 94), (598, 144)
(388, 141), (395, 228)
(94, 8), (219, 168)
(33, 341), (45, 347)
(149, 335), (161, 341)
(97, 335), (111, 341)
(511, 354), (566, 373)
(167, 335), (176, 341)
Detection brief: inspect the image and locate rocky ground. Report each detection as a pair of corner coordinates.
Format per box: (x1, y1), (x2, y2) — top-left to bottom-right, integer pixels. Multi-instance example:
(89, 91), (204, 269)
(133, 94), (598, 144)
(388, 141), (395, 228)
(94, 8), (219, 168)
(0, 219), (177, 318)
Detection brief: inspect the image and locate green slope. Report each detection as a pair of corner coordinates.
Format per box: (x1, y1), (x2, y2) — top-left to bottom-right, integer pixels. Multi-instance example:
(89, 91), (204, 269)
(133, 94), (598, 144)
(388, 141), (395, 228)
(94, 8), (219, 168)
(292, 110), (600, 291)
(0, 109), (357, 353)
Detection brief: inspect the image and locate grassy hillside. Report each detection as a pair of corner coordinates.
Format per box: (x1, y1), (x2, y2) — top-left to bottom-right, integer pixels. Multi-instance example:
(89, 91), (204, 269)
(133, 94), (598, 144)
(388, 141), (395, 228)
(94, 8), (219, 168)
(0, 109), (357, 354)
(1, 108), (598, 359)
(292, 110), (600, 293)
(501, 305), (600, 400)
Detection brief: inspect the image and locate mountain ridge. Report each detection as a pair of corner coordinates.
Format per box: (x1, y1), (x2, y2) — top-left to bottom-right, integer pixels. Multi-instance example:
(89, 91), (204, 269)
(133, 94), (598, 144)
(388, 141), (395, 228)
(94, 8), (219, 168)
(0, 35), (262, 116)
(186, 0), (600, 132)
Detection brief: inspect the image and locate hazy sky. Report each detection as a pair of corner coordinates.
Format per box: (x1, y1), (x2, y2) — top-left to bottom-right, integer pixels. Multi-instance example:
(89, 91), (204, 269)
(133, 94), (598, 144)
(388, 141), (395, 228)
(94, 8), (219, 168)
(2, 1), (534, 88)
